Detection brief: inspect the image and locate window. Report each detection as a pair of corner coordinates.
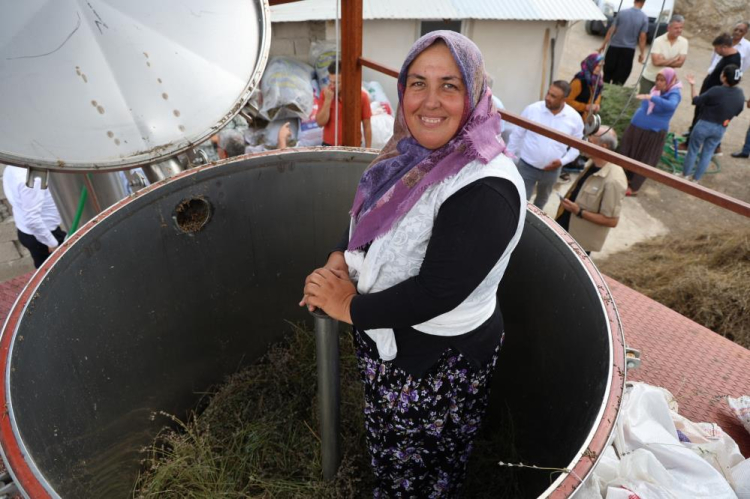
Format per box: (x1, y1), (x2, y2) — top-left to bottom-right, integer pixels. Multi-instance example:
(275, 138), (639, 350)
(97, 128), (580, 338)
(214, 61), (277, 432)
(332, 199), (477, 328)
(420, 20), (462, 37)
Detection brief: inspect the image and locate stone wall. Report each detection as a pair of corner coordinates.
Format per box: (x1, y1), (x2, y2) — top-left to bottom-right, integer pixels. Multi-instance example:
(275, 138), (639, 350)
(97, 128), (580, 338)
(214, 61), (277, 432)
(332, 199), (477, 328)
(268, 21), (327, 63)
(676, 0), (750, 39)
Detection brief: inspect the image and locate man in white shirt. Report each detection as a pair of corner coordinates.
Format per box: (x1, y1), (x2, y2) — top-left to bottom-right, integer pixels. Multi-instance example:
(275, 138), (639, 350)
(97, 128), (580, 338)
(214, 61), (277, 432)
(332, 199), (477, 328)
(707, 21), (750, 75)
(2, 165), (65, 268)
(639, 16), (689, 94)
(507, 81), (585, 209)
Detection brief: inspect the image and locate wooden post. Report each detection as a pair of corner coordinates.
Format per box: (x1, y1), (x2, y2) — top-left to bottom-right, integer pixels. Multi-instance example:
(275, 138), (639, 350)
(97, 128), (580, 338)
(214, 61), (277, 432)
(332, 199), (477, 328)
(540, 28), (550, 100)
(341, 0), (363, 147)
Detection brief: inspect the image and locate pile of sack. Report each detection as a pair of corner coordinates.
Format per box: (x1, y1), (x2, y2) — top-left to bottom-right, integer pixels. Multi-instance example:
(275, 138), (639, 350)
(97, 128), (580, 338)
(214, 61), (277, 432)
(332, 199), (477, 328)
(203, 41), (395, 159)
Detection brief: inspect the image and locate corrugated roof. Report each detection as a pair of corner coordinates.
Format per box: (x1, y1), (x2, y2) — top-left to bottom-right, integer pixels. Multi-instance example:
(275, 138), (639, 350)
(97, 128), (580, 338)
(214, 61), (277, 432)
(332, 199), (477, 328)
(271, 0), (606, 23)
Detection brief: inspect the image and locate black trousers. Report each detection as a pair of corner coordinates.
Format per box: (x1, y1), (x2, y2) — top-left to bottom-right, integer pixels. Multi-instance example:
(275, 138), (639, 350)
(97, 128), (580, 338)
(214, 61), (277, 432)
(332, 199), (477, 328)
(603, 46), (636, 85)
(17, 227), (66, 268)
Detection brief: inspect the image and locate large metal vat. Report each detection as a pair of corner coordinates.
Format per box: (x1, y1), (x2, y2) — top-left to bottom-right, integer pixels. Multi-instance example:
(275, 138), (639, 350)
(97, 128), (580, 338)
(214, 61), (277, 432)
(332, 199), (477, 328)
(0, 149), (625, 498)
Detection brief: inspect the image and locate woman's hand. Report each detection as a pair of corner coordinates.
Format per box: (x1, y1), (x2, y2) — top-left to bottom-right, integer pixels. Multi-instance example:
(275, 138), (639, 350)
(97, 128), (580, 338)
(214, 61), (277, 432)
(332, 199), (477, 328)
(686, 74), (696, 86)
(635, 94), (651, 101)
(299, 268), (356, 324)
(324, 251), (349, 274)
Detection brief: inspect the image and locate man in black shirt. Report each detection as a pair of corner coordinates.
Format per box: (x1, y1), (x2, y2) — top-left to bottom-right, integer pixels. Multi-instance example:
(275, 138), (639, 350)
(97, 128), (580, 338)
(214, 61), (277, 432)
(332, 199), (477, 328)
(681, 33), (741, 149)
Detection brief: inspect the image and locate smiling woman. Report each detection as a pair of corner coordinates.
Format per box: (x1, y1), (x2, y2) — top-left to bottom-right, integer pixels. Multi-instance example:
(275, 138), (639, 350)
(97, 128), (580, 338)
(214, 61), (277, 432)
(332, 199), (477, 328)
(403, 41), (466, 149)
(299, 31), (527, 496)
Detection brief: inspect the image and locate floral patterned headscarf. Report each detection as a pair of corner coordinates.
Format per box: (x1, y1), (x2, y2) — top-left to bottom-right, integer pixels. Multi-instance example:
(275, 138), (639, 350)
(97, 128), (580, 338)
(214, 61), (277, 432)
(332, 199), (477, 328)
(347, 31), (505, 250)
(574, 53), (604, 101)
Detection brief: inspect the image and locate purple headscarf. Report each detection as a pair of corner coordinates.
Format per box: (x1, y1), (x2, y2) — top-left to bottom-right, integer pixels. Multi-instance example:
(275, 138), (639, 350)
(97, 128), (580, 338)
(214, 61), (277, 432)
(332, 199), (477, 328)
(574, 53), (604, 102)
(347, 31), (505, 250)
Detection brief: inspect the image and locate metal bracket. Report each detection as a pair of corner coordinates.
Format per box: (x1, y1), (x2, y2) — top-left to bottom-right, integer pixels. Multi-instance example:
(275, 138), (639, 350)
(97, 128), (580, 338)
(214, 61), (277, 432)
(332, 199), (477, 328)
(24, 167), (50, 189)
(185, 148), (209, 168)
(625, 347), (641, 371)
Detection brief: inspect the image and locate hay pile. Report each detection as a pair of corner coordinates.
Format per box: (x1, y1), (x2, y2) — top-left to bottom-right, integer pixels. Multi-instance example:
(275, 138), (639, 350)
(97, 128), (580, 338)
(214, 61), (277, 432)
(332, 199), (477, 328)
(133, 326), (521, 498)
(134, 326), (372, 498)
(599, 229), (750, 348)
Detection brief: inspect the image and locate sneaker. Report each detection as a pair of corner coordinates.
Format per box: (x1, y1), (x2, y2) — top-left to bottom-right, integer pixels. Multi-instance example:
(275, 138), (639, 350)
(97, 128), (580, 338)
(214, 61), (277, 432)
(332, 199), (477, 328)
(731, 151), (750, 158)
(714, 146), (723, 156)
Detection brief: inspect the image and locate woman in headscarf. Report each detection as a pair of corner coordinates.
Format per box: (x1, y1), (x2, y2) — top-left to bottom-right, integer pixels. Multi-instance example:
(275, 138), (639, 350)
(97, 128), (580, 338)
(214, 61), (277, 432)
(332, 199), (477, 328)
(567, 53), (605, 120)
(300, 31), (525, 496)
(564, 53), (605, 178)
(619, 67), (683, 196)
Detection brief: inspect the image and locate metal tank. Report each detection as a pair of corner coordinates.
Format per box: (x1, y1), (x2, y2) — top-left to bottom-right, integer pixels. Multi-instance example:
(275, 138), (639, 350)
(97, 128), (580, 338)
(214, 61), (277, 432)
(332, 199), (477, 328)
(0, 1), (624, 497)
(0, 148), (625, 498)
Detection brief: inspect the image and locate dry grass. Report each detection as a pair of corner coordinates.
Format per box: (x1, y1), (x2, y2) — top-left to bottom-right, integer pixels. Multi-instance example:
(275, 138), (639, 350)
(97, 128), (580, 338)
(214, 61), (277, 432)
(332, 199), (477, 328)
(133, 324), (373, 498)
(599, 229), (750, 348)
(133, 325), (521, 498)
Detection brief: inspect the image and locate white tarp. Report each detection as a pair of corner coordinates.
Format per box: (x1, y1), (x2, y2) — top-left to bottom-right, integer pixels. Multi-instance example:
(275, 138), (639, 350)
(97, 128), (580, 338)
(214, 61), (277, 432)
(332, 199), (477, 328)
(575, 382), (750, 499)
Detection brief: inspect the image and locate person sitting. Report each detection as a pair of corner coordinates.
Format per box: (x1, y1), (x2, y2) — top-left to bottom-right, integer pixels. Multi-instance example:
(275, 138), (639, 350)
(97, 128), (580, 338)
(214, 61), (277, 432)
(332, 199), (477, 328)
(555, 128), (627, 255)
(300, 31), (525, 496)
(315, 61), (372, 148)
(683, 65), (745, 183)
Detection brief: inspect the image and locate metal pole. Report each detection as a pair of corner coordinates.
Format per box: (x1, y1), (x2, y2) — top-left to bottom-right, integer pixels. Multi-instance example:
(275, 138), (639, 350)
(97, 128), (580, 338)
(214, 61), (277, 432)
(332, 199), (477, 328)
(310, 308), (341, 480)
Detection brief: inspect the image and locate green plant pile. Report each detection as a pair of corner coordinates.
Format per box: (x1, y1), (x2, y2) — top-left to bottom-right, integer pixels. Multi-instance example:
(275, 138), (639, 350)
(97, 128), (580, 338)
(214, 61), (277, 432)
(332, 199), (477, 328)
(599, 82), (642, 140)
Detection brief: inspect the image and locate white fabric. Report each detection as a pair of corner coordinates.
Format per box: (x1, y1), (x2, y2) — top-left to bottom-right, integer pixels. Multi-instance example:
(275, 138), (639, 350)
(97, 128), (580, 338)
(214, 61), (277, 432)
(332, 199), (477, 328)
(728, 396), (750, 436)
(575, 382), (750, 499)
(506, 100), (584, 168)
(708, 38), (750, 75)
(2, 165), (62, 248)
(345, 152), (526, 361)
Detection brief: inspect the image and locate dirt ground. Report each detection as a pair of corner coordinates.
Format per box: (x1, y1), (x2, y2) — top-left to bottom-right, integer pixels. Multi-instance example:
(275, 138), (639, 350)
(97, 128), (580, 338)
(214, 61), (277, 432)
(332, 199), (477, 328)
(543, 21), (750, 262)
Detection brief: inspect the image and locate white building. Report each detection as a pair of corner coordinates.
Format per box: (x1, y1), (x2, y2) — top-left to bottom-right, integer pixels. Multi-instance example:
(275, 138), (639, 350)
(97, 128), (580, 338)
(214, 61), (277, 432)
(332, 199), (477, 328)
(269, 0), (605, 115)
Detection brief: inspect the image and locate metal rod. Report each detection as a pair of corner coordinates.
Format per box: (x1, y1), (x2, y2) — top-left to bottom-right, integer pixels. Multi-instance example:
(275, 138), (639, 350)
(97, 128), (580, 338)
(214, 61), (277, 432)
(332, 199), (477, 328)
(310, 309), (341, 480)
(355, 57), (750, 219)
(359, 57), (399, 78)
(498, 109), (750, 218)
(82, 174), (103, 214)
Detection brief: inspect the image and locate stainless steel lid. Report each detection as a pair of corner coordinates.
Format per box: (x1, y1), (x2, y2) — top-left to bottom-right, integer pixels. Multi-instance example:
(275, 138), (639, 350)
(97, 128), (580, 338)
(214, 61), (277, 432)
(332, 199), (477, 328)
(0, 0), (270, 171)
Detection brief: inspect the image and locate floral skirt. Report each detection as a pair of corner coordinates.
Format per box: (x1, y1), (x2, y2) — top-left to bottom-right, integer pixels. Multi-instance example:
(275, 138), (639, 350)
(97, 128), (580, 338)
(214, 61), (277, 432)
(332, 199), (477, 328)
(354, 330), (502, 498)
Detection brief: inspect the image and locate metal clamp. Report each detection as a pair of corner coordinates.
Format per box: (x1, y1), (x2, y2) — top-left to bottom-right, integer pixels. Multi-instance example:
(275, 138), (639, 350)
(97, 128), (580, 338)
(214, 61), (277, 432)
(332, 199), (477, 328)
(625, 347), (641, 371)
(24, 167), (49, 189)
